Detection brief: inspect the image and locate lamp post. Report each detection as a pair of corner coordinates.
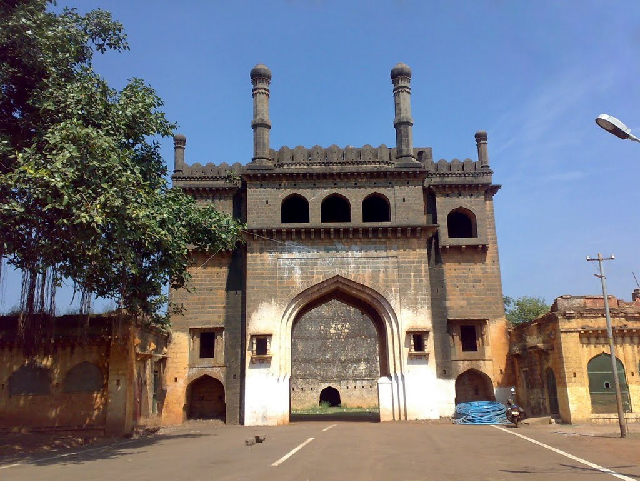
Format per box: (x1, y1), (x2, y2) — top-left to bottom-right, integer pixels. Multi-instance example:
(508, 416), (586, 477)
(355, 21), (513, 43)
(586, 253), (627, 438)
(595, 114), (640, 143)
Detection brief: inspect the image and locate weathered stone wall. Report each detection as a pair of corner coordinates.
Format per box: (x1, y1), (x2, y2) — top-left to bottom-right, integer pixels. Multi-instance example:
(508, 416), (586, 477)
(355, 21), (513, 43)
(290, 299), (380, 409)
(166, 248), (244, 424)
(434, 190), (510, 395)
(245, 177), (428, 230)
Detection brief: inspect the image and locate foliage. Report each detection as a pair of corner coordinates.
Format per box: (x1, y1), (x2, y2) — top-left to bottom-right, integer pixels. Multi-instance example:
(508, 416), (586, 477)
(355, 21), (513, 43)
(0, 1), (243, 347)
(503, 296), (550, 325)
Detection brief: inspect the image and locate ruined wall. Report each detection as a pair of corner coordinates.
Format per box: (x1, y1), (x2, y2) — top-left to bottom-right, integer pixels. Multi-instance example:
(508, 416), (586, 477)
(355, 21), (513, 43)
(0, 316), (167, 434)
(291, 299), (380, 409)
(0, 343), (110, 430)
(511, 299), (640, 424)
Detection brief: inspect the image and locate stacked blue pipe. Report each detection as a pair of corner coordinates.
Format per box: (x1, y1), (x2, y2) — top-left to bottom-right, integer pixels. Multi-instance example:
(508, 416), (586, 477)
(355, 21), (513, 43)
(454, 401), (509, 425)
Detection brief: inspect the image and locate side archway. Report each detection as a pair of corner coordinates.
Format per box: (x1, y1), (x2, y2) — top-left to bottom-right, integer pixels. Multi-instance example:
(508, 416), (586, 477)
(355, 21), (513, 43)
(455, 369), (494, 405)
(186, 375), (226, 420)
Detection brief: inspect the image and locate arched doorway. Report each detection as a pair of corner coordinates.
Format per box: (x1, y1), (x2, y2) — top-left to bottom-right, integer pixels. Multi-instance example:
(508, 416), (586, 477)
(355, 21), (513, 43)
(319, 386), (341, 407)
(186, 376), (226, 420)
(455, 369), (495, 405)
(588, 354), (632, 414)
(290, 292), (387, 418)
(546, 368), (559, 414)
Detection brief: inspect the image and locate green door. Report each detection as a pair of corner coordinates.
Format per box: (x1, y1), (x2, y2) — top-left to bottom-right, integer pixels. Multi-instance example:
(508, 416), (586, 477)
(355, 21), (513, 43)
(546, 368), (559, 414)
(587, 354), (632, 414)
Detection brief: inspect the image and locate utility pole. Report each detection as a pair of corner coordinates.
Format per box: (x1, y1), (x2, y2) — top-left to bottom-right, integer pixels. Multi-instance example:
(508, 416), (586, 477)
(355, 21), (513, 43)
(586, 253), (627, 438)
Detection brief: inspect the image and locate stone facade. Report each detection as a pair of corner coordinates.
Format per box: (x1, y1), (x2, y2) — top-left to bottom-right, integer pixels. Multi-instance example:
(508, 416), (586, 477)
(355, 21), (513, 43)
(165, 63), (510, 426)
(510, 293), (640, 424)
(0, 315), (168, 435)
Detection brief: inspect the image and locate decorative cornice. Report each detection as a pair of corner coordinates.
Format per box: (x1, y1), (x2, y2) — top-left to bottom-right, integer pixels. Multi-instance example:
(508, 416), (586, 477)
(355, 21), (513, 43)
(244, 225), (438, 242)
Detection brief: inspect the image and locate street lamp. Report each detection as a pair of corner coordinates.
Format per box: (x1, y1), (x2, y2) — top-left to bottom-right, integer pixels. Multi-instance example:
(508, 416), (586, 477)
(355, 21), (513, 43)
(595, 114), (640, 143)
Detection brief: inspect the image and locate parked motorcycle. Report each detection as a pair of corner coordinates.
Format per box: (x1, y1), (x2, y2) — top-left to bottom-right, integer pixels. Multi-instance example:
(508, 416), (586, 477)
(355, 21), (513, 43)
(506, 398), (525, 427)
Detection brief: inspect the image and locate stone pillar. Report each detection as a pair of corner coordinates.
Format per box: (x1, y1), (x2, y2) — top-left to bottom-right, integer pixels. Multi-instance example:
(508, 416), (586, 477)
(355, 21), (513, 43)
(105, 324), (135, 436)
(173, 134), (186, 173)
(391, 63), (418, 167)
(475, 130), (489, 168)
(248, 63), (274, 169)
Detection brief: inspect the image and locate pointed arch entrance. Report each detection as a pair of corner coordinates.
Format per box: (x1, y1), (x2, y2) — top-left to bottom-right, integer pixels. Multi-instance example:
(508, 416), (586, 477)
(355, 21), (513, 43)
(283, 276), (401, 422)
(186, 375), (226, 420)
(455, 369), (495, 405)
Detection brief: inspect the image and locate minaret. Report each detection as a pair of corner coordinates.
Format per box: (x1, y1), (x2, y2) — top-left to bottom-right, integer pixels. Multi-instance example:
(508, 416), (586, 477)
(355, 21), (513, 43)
(391, 63), (418, 167)
(475, 130), (490, 169)
(248, 63), (273, 169)
(173, 133), (186, 173)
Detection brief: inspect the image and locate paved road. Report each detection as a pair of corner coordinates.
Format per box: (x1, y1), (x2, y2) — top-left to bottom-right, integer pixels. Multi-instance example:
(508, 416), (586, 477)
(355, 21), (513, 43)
(2, 420), (639, 481)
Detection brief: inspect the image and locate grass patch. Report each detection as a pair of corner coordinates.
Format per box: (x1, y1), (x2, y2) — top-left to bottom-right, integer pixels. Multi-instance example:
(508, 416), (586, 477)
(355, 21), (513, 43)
(291, 405), (379, 415)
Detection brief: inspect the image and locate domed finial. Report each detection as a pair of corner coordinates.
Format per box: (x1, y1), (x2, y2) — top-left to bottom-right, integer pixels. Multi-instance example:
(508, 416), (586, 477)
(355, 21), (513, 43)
(391, 62), (412, 80)
(251, 63), (272, 81)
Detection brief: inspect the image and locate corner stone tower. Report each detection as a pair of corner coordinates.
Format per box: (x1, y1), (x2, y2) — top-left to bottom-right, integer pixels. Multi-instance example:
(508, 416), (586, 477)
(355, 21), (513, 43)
(163, 64), (510, 426)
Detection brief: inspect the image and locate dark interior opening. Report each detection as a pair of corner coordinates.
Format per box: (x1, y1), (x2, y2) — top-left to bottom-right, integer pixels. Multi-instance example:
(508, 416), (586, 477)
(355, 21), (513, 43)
(256, 337), (268, 356)
(460, 325), (478, 352)
(362, 194), (390, 222)
(281, 195), (309, 223)
(412, 333), (425, 352)
(199, 332), (215, 358)
(321, 195), (351, 223)
(447, 210), (476, 238)
(319, 386), (341, 407)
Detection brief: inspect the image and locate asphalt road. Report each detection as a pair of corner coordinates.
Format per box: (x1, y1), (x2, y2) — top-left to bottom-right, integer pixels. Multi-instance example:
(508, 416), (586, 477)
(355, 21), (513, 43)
(2, 420), (639, 481)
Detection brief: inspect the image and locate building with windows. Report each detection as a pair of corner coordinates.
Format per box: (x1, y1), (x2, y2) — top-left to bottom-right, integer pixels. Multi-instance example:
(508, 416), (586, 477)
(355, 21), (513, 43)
(162, 63), (510, 426)
(510, 293), (640, 424)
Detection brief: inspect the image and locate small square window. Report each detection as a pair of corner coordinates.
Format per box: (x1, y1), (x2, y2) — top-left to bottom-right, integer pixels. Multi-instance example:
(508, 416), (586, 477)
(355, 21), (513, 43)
(407, 329), (429, 359)
(189, 328), (223, 365)
(250, 334), (272, 364)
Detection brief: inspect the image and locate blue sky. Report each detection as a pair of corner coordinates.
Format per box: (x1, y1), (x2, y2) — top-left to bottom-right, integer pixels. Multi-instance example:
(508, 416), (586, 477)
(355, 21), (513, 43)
(2, 0), (640, 312)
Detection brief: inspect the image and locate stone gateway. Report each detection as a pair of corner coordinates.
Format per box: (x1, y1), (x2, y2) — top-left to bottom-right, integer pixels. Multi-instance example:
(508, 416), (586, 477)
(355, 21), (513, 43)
(162, 63), (511, 426)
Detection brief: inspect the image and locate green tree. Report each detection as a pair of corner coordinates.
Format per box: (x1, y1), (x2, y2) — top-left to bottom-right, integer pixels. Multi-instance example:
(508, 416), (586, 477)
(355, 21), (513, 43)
(0, 1), (243, 348)
(503, 296), (550, 325)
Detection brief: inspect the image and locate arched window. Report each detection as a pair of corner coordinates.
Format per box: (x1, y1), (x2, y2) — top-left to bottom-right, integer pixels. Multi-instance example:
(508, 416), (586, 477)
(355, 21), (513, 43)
(362, 194), (390, 223)
(447, 208), (477, 238)
(281, 194), (309, 223)
(9, 364), (51, 396)
(63, 362), (104, 393)
(321, 194), (351, 223)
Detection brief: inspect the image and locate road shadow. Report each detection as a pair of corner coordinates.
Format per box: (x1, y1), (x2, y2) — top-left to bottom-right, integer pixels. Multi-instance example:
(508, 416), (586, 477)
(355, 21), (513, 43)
(290, 411), (380, 423)
(0, 432), (209, 467)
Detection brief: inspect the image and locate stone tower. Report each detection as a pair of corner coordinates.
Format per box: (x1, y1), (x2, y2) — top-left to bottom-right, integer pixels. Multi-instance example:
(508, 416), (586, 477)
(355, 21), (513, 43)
(163, 64), (509, 426)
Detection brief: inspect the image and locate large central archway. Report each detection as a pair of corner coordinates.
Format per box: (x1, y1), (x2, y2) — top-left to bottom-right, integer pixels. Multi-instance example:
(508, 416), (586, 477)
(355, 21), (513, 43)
(283, 276), (401, 422)
(290, 295), (387, 416)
